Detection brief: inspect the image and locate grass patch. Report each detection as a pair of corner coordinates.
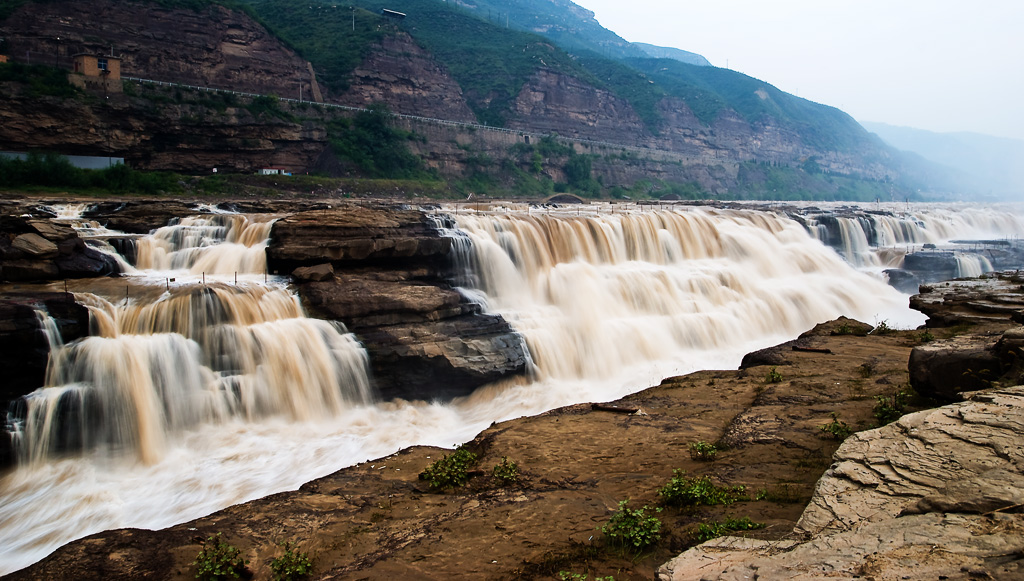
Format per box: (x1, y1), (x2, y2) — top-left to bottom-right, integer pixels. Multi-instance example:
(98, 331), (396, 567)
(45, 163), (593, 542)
(694, 516), (764, 542)
(658, 470), (747, 507)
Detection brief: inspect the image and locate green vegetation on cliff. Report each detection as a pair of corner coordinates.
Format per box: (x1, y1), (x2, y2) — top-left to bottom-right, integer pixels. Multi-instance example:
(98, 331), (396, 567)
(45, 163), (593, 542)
(0, 61), (77, 97)
(326, 103), (432, 179)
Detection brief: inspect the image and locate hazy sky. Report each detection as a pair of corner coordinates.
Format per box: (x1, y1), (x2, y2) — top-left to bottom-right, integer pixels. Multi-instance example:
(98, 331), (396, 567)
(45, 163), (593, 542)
(574, 0), (1024, 140)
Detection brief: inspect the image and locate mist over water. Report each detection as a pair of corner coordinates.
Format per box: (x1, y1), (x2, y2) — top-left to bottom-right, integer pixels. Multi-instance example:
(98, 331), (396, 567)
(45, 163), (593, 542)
(3, 203), (1018, 574)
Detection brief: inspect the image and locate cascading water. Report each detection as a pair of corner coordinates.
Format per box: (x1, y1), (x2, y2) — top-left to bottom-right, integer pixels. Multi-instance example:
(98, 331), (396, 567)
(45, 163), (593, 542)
(0, 203), (951, 575)
(803, 203), (1024, 279)
(1, 211), (377, 574)
(955, 254), (993, 278)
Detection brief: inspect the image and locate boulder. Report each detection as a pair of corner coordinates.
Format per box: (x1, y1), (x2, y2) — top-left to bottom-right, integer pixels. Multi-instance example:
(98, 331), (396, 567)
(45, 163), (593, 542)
(658, 386), (1024, 580)
(11, 233), (58, 257)
(299, 274), (528, 401)
(908, 335), (1001, 401)
(292, 263), (334, 282)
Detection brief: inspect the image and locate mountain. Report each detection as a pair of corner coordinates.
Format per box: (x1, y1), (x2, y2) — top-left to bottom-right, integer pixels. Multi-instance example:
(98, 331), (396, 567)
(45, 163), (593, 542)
(863, 122), (1024, 198)
(633, 42), (711, 67)
(0, 0), (961, 200)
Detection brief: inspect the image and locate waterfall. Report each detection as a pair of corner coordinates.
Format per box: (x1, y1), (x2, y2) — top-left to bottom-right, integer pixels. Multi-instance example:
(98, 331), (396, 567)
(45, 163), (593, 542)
(0, 204), (928, 575)
(955, 254), (993, 278)
(453, 207), (919, 382)
(133, 215), (274, 275)
(801, 203), (1024, 274)
(8, 212), (373, 469)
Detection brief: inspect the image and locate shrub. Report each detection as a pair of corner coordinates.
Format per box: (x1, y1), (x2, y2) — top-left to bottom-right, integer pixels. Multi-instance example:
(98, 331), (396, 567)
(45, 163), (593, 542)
(695, 516), (765, 542)
(765, 367), (783, 384)
(818, 412), (853, 440)
(658, 470), (747, 507)
(600, 500), (662, 550)
(492, 456), (520, 485)
(688, 441), (717, 462)
(873, 388), (910, 426)
(192, 534), (247, 581)
(419, 446), (478, 490)
(918, 330), (935, 343)
(269, 542), (312, 581)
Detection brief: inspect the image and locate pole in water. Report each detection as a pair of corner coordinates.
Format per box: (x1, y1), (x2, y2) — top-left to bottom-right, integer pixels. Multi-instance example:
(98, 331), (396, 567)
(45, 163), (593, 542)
(125, 285), (129, 305)
(166, 277), (169, 291)
(235, 272), (237, 285)
(203, 272), (205, 285)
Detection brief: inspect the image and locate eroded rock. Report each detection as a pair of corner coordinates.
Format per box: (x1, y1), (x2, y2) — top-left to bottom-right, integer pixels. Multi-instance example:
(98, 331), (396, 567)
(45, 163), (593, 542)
(269, 206), (528, 400)
(658, 386), (1024, 581)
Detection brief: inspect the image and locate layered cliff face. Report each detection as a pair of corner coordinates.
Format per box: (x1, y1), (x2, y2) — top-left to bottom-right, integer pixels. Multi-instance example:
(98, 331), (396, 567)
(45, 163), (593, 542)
(505, 68), (893, 180)
(336, 33), (477, 123)
(0, 81), (329, 172)
(2, 0), (319, 98)
(506, 69), (649, 145)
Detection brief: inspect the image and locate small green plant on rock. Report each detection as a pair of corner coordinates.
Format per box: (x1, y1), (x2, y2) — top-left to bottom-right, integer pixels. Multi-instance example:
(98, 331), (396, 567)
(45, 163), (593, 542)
(558, 572), (615, 581)
(694, 516), (765, 542)
(871, 319), (894, 335)
(658, 470), (747, 507)
(688, 441), (717, 461)
(764, 367), (783, 384)
(192, 533), (248, 581)
(270, 542), (312, 581)
(833, 321), (854, 335)
(918, 330), (935, 343)
(420, 446), (478, 491)
(873, 388), (910, 426)
(818, 412), (853, 440)
(492, 456), (520, 484)
(601, 499), (662, 550)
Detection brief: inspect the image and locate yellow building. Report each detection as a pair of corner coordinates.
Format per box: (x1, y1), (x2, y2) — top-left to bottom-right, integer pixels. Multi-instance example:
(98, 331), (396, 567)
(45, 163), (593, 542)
(68, 54), (122, 93)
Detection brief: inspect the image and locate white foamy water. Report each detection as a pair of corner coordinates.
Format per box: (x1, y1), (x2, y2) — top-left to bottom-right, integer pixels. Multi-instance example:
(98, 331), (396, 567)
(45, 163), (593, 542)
(804, 202), (1024, 274)
(0, 203), (950, 574)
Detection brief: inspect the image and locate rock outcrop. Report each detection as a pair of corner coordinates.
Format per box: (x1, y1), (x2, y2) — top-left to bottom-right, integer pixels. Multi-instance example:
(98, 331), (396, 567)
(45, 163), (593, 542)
(658, 386), (1024, 581)
(906, 274), (1024, 401)
(0, 292), (90, 467)
(266, 205), (529, 401)
(0, 214), (120, 282)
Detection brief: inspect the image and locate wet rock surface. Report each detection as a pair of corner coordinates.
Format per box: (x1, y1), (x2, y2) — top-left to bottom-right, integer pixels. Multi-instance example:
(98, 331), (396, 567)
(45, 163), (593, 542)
(0, 213), (120, 283)
(268, 204), (529, 401)
(0, 292), (89, 468)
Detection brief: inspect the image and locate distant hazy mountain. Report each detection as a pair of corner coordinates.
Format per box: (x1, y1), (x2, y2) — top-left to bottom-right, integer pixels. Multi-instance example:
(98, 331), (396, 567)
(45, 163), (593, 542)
(863, 122), (1024, 198)
(633, 42), (711, 67)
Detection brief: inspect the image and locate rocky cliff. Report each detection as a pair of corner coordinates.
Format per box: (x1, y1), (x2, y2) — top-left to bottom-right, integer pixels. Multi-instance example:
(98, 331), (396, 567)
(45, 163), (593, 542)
(0, 81), (330, 172)
(0, 0), (902, 189)
(334, 33), (477, 123)
(1, 0), (318, 99)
